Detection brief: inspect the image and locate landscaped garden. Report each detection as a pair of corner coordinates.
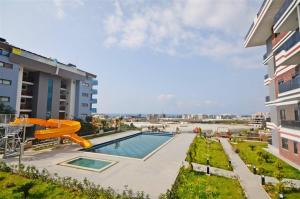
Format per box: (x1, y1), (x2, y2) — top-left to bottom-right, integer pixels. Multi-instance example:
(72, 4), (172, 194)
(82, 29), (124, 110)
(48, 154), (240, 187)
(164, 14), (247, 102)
(264, 184), (300, 199)
(231, 141), (300, 179)
(0, 161), (149, 199)
(159, 167), (245, 199)
(186, 136), (232, 170)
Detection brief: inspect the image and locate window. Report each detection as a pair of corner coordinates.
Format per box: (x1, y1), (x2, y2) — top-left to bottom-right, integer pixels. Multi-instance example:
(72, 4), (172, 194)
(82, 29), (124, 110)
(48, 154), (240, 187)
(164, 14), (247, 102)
(82, 93), (89, 97)
(81, 82), (89, 87)
(282, 138), (289, 150)
(295, 110), (299, 121)
(0, 61), (13, 69)
(81, 103), (89, 107)
(0, 96), (10, 102)
(294, 141), (298, 154)
(46, 79), (54, 119)
(280, 109), (286, 121)
(0, 79), (11, 85)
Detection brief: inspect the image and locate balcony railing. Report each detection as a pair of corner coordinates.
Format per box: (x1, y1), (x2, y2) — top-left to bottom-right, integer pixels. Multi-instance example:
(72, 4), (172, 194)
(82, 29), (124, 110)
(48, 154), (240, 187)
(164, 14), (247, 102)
(278, 76), (300, 93)
(20, 104), (32, 110)
(91, 89), (98, 95)
(281, 120), (300, 130)
(60, 95), (67, 100)
(275, 30), (300, 55)
(92, 79), (98, 86)
(91, 108), (97, 113)
(265, 96), (270, 102)
(91, 98), (97, 104)
(0, 49), (9, 57)
(264, 74), (269, 80)
(274, 0), (293, 25)
(21, 90), (33, 96)
(244, 0), (268, 40)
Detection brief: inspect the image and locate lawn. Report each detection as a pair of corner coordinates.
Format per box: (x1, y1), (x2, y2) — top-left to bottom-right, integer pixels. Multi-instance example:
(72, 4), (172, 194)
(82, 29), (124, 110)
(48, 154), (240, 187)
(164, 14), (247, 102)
(0, 171), (89, 199)
(233, 141), (300, 179)
(264, 184), (300, 199)
(160, 167), (245, 199)
(186, 136), (232, 170)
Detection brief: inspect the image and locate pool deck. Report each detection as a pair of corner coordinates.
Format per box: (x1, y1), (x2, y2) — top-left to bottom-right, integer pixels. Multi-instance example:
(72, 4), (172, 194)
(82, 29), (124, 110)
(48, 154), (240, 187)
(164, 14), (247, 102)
(4, 131), (195, 198)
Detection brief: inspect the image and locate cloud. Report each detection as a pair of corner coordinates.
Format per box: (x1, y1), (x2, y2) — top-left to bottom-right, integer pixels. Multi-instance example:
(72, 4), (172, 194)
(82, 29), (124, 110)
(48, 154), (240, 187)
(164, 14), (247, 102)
(103, 0), (262, 69)
(53, 0), (85, 19)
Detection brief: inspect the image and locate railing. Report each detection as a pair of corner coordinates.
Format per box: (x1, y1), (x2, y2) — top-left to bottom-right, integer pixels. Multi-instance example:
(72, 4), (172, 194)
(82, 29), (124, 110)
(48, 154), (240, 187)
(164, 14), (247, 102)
(265, 96), (270, 102)
(92, 79), (98, 86)
(0, 49), (9, 57)
(22, 76), (34, 83)
(244, 0), (268, 40)
(21, 90), (33, 96)
(274, 0), (293, 25)
(60, 95), (67, 100)
(264, 74), (269, 80)
(274, 30), (300, 55)
(59, 106), (66, 111)
(0, 114), (17, 124)
(20, 104), (32, 110)
(91, 98), (97, 104)
(91, 89), (98, 95)
(278, 76), (300, 93)
(281, 120), (300, 129)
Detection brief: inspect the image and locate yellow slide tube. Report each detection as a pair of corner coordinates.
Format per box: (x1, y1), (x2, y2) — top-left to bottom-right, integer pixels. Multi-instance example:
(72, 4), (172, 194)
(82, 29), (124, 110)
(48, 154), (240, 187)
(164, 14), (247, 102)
(11, 118), (92, 149)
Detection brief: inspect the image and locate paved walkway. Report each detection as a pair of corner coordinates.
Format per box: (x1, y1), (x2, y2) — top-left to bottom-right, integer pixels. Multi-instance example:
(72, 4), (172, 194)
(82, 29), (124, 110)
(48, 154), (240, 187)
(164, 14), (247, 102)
(220, 138), (270, 199)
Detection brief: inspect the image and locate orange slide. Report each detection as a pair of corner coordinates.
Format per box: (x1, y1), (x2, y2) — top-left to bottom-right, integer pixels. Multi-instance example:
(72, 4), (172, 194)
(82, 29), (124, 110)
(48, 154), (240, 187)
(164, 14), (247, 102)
(10, 118), (92, 149)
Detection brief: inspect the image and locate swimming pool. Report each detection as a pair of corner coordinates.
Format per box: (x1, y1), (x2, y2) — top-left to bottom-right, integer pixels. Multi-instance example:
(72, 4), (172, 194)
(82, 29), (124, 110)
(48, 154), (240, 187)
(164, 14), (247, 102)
(60, 157), (116, 172)
(85, 132), (173, 159)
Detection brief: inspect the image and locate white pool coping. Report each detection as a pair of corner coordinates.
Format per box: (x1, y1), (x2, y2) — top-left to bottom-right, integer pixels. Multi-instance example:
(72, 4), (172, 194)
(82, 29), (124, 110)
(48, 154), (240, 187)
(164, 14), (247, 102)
(84, 132), (176, 161)
(58, 156), (118, 173)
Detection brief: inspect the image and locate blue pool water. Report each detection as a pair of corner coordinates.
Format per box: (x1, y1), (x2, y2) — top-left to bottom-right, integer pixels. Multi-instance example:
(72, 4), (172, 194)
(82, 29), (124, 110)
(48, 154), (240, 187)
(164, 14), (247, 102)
(67, 158), (111, 170)
(86, 132), (173, 159)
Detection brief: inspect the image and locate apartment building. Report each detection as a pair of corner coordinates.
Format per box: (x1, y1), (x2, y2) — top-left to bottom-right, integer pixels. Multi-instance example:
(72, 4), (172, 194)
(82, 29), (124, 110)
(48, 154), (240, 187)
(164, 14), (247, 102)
(0, 38), (98, 120)
(244, 0), (300, 165)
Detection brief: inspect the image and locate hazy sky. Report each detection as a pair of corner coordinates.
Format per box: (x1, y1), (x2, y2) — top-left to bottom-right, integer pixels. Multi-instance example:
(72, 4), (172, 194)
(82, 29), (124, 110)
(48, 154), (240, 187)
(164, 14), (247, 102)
(0, 0), (266, 114)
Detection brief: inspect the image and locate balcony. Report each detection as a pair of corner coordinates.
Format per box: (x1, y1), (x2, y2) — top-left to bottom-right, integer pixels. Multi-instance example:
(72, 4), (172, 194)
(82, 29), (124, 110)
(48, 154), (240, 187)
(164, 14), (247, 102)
(266, 96), (271, 102)
(275, 30), (300, 66)
(244, 0), (285, 47)
(91, 89), (98, 95)
(20, 104), (32, 110)
(274, 0), (293, 24)
(278, 76), (300, 93)
(60, 95), (67, 100)
(92, 79), (98, 86)
(273, 0), (298, 33)
(21, 90), (33, 97)
(281, 120), (300, 130)
(0, 49), (9, 57)
(91, 98), (97, 104)
(264, 74), (269, 80)
(91, 108), (97, 113)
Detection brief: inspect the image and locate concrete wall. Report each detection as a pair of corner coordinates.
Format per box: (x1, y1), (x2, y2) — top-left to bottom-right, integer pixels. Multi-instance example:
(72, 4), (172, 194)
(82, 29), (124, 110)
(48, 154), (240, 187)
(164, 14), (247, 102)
(75, 79), (92, 118)
(33, 72), (61, 119)
(0, 55), (19, 111)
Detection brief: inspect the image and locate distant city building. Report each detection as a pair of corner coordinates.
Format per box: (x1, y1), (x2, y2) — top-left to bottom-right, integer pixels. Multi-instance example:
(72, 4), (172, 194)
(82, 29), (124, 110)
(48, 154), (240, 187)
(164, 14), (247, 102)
(249, 112), (267, 129)
(0, 38), (98, 120)
(244, 0), (300, 165)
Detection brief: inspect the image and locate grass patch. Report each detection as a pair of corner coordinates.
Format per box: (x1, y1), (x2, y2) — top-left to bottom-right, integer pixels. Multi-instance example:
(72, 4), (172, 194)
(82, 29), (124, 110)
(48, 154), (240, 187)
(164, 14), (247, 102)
(160, 167), (245, 199)
(0, 171), (89, 199)
(233, 141), (300, 179)
(186, 136), (232, 170)
(264, 184), (300, 199)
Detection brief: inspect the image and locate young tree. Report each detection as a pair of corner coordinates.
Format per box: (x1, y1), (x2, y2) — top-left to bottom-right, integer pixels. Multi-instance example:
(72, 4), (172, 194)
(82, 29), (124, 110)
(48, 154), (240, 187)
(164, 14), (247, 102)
(13, 181), (35, 199)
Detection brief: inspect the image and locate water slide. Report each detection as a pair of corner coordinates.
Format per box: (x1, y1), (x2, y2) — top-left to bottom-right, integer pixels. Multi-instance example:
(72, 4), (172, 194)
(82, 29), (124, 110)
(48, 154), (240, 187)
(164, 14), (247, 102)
(10, 118), (92, 149)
